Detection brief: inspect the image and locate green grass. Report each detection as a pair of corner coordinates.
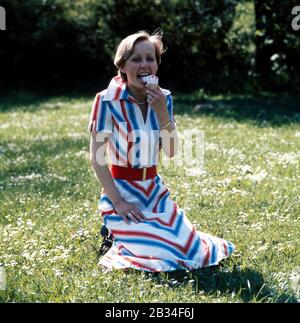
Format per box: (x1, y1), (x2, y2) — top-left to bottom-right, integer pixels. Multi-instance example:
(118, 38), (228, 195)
(0, 91), (299, 303)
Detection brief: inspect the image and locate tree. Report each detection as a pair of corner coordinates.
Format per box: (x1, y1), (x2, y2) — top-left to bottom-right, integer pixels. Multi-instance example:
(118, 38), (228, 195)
(254, 0), (300, 90)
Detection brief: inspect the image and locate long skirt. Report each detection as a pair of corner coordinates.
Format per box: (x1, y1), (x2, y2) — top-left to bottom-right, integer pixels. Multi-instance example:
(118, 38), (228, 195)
(98, 175), (235, 272)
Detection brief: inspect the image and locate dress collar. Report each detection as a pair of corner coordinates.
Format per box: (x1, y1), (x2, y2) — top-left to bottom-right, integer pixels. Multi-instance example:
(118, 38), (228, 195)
(103, 76), (130, 101)
(103, 75), (171, 102)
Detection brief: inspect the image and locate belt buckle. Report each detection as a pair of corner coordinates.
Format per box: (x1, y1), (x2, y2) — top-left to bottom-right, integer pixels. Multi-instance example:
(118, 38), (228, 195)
(142, 167), (147, 181)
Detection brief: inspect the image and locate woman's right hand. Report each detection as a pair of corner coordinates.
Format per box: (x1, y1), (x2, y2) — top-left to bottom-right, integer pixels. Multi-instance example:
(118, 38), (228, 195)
(114, 199), (145, 225)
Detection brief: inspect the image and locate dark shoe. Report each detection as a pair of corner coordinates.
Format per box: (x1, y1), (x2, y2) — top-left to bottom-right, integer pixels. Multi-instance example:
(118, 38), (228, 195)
(99, 225), (114, 256)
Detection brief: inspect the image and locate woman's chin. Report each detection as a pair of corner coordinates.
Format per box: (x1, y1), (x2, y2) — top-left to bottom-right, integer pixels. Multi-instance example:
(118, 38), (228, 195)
(131, 82), (146, 91)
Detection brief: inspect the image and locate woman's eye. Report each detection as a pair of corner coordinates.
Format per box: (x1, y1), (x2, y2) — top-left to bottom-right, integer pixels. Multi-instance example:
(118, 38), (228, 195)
(131, 57), (155, 63)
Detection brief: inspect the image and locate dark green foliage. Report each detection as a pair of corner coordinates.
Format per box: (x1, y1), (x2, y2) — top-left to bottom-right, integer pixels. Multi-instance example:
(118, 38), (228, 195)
(254, 0), (300, 91)
(0, 0), (299, 92)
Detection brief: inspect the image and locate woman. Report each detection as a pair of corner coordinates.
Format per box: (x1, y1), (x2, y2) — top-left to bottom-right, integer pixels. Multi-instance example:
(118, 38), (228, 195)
(89, 30), (234, 272)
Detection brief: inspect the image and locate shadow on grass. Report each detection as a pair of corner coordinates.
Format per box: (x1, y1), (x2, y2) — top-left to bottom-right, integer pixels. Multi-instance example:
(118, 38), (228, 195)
(0, 92), (91, 113)
(1, 91), (299, 127)
(0, 93), (53, 113)
(145, 264), (298, 303)
(174, 93), (300, 126)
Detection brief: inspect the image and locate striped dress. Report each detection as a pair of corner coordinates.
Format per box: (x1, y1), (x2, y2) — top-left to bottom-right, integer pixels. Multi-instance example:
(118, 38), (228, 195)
(89, 76), (235, 272)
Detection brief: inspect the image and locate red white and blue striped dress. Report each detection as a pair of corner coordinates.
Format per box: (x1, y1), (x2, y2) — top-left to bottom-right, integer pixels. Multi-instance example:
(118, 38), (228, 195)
(89, 76), (235, 272)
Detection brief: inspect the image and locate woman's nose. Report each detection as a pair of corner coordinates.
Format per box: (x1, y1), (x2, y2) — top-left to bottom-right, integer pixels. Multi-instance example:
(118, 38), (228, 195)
(140, 60), (149, 68)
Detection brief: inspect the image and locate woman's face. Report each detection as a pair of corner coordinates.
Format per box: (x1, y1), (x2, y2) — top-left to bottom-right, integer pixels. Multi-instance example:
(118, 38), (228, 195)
(121, 40), (158, 92)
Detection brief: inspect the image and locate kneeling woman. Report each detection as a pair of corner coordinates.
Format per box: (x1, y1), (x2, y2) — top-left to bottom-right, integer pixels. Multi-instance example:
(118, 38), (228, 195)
(89, 30), (235, 272)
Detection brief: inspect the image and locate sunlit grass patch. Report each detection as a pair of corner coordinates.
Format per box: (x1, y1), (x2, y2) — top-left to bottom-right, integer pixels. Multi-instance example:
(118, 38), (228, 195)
(0, 93), (299, 303)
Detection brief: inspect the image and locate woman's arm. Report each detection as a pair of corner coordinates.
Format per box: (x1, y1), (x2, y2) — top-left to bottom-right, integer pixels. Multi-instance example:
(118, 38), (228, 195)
(158, 118), (178, 158)
(90, 130), (122, 205)
(146, 86), (178, 158)
(89, 127), (145, 224)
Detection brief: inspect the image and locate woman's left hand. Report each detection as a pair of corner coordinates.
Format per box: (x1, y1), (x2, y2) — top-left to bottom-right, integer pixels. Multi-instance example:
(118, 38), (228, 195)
(145, 85), (169, 123)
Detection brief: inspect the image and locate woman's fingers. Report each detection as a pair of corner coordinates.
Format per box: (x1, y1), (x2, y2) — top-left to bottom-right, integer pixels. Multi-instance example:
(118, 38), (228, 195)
(146, 88), (159, 100)
(120, 213), (131, 225)
(125, 208), (145, 224)
(146, 85), (163, 96)
(137, 208), (146, 219)
(115, 200), (146, 225)
(146, 88), (166, 108)
(129, 208), (145, 222)
(127, 213), (140, 224)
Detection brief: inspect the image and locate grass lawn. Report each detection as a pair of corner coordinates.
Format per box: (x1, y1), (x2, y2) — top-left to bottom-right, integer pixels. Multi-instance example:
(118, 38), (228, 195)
(0, 91), (299, 303)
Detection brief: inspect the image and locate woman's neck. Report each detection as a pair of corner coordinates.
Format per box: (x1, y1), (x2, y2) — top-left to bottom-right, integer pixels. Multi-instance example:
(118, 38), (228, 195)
(127, 85), (147, 103)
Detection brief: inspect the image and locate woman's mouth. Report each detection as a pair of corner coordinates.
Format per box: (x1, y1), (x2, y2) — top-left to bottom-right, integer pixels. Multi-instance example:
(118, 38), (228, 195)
(137, 73), (151, 82)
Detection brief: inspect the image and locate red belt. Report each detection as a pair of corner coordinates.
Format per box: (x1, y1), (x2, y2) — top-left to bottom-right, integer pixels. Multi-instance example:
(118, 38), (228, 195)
(110, 165), (157, 181)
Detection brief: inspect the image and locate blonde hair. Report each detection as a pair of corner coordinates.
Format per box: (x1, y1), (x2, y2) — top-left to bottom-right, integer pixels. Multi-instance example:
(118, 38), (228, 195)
(114, 30), (166, 81)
